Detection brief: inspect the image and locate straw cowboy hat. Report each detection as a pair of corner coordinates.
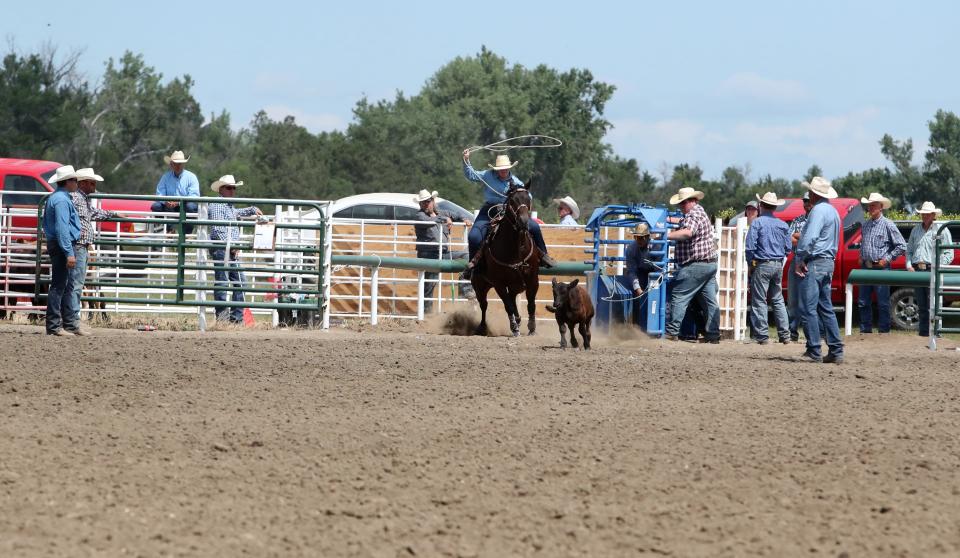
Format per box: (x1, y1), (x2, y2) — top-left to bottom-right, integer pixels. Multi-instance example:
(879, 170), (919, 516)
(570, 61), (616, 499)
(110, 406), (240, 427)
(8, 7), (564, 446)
(553, 196), (581, 219)
(669, 187), (705, 205)
(756, 192), (786, 207)
(73, 168), (104, 182)
(915, 201), (942, 216)
(413, 189), (438, 203)
(860, 192), (892, 210)
(631, 223), (650, 237)
(488, 154), (518, 170)
(801, 176), (838, 199)
(163, 150), (190, 164)
(211, 175), (243, 193)
(49, 165), (77, 184)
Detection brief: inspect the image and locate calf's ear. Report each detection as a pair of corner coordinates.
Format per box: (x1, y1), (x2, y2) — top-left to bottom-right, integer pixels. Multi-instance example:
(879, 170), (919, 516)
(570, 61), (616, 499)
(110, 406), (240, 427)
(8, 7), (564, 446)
(569, 278), (579, 289)
(551, 277), (558, 287)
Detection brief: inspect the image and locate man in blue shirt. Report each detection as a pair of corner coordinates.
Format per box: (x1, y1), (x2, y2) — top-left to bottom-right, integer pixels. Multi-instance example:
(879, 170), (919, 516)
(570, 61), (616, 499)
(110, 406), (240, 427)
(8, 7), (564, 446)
(794, 177), (844, 363)
(153, 150), (200, 233)
(460, 150), (555, 278)
(857, 192), (906, 333)
(41, 165), (83, 336)
(786, 192), (812, 341)
(744, 192), (792, 344)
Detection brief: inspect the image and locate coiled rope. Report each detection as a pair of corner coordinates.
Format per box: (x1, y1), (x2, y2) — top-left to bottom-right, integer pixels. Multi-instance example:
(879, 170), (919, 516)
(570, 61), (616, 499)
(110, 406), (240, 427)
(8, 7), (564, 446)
(463, 135), (563, 199)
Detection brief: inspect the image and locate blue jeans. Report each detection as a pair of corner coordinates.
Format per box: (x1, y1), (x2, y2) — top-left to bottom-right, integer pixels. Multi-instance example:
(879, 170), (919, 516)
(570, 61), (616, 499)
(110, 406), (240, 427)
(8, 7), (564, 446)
(46, 244), (80, 333)
(468, 203), (547, 260)
(210, 249), (245, 322)
(69, 245), (90, 326)
(750, 260), (790, 342)
(151, 200), (198, 234)
(858, 270), (891, 332)
(786, 259), (805, 339)
(916, 286), (931, 337)
(798, 258), (843, 359)
(666, 261), (720, 339)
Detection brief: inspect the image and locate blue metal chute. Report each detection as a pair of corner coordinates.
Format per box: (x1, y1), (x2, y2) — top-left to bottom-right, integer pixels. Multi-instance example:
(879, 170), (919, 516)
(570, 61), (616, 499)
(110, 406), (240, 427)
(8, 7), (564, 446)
(584, 203), (682, 336)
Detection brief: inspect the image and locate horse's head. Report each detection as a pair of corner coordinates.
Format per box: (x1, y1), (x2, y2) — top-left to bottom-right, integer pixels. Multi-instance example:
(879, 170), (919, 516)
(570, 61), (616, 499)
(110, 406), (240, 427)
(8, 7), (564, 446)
(505, 178), (533, 230)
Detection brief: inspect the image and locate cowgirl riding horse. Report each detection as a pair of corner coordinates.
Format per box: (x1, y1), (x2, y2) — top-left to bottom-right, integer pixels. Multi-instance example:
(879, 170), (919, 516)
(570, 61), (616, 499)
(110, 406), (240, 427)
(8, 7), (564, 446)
(460, 150), (555, 279)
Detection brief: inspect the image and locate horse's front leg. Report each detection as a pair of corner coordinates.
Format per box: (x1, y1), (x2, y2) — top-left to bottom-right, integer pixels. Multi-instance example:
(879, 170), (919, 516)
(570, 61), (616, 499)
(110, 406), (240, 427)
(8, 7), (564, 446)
(508, 294), (521, 337)
(474, 284), (489, 336)
(526, 281), (539, 336)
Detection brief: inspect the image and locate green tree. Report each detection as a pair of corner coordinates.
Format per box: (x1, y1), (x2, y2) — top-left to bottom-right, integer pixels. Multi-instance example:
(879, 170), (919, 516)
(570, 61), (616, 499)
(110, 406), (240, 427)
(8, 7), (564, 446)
(0, 48), (88, 159)
(923, 109), (960, 210)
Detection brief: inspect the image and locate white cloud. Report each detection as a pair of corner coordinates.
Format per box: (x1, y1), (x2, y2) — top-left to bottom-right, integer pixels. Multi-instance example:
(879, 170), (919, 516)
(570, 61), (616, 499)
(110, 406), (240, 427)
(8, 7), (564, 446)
(262, 104), (347, 133)
(608, 118), (718, 163)
(718, 72), (810, 103)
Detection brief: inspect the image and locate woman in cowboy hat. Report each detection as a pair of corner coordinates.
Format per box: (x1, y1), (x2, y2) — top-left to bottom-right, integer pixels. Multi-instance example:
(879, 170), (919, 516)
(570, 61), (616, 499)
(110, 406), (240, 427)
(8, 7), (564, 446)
(460, 149), (556, 277)
(744, 192), (792, 345)
(553, 195), (580, 226)
(412, 188), (475, 310)
(794, 176), (844, 363)
(857, 192), (906, 334)
(152, 150), (200, 233)
(208, 175), (263, 323)
(906, 201), (954, 337)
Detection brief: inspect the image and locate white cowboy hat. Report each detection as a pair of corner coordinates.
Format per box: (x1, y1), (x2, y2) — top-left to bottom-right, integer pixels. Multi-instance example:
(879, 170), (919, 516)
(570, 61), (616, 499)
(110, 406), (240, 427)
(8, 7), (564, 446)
(860, 192), (892, 210)
(211, 175), (244, 193)
(488, 154), (518, 171)
(413, 189), (438, 203)
(668, 187), (705, 205)
(552, 196), (581, 219)
(49, 165), (77, 184)
(756, 192), (786, 207)
(73, 168), (104, 182)
(801, 176), (838, 199)
(163, 150), (190, 164)
(915, 201), (942, 216)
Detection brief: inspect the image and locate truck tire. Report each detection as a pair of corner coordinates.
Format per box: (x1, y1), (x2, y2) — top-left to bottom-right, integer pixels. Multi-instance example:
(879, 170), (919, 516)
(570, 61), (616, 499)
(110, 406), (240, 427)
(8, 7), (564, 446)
(890, 288), (920, 331)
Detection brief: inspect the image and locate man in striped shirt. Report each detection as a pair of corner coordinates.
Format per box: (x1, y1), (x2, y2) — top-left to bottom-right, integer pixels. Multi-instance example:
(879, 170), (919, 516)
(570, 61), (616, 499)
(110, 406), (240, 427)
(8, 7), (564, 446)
(664, 187), (720, 343)
(906, 201), (954, 337)
(786, 192), (812, 341)
(70, 168), (116, 332)
(208, 175), (262, 323)
(857, 192), (906, 334)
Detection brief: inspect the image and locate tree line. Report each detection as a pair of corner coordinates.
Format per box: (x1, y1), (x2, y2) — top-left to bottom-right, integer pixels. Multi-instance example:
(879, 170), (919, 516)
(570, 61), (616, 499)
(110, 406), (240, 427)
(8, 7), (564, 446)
(2, 45), (960, 221)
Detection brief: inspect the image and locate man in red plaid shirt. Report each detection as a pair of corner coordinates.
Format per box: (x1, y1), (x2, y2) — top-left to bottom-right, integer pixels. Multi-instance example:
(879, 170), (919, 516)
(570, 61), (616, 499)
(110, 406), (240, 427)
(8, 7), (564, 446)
(664, 187), (720, 342)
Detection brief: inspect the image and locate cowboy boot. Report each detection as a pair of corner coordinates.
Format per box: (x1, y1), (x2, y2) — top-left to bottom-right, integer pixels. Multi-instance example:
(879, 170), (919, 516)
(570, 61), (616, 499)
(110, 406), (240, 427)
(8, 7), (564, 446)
(539, 249), (557, 268)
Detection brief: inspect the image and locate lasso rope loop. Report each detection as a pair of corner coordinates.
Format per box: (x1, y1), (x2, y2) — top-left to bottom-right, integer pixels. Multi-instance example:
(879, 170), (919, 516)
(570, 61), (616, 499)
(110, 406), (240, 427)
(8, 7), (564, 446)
(600, 259), (667, 303)
(464, 135), (563, 199)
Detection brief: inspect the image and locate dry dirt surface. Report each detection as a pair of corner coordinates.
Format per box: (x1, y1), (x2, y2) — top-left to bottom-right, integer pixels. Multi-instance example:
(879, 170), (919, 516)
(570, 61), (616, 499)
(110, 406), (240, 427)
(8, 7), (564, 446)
(2, 319), (960, 557)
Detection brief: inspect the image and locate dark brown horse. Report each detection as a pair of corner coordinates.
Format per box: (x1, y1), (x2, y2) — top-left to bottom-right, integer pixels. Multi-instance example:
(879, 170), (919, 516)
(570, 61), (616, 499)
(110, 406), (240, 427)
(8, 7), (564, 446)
(471, 183), (541, 337)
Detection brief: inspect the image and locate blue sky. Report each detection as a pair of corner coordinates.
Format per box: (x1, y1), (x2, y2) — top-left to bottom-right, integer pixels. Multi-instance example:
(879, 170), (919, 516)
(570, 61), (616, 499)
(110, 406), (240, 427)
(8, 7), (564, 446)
(5, 0), (958, 181)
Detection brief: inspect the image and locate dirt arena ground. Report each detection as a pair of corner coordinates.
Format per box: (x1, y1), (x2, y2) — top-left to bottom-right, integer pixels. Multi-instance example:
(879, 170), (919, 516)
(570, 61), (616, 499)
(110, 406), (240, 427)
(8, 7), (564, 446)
(2, 315), (960, 557)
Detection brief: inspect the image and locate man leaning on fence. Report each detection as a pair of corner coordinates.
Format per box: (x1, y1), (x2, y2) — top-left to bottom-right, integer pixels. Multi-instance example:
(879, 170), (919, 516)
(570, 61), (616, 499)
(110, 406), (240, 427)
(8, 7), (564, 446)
(69, 168), (117, 331)
(745, 192), (792, 345)
(208, 175), (262, 324)
(412, 189), (475, 312)
(906, 202), (954, 337)
(41, 165), (82, 336)
(858, 192), (906, 334)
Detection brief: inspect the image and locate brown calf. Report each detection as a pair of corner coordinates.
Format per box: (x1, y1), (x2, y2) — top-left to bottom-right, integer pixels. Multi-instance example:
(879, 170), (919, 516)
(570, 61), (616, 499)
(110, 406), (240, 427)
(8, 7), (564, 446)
(546, 277), (595, 350)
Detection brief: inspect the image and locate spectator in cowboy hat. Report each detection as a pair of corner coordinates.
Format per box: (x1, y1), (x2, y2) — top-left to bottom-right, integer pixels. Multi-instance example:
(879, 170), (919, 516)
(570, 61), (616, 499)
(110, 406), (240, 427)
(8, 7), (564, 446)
(207, 175), (262, 323)
(906, 201), (954, 337)
(553, 196), (581, 226)
(857, 192), (906, 334)
(786, 191), (813, 341)
(412, 188), (475, 311)
(152, 150), (200, 233)
(664, 186), (720, 343)
(460, 150), (556, 278)
(41, 165), (82, 336)
(68, 168), (117, 334)
(743, 200), (760, 226)
(794, 176), (843, 363)
(744, 192), (792, 345)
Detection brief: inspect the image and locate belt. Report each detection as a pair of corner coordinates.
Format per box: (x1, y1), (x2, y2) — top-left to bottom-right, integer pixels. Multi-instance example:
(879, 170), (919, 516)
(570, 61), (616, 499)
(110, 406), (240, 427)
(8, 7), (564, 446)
(752, 258), (782, 264)
(682, 259), (717, 267)
(912, 262), (930, 271)
(863, 260), (886, 269)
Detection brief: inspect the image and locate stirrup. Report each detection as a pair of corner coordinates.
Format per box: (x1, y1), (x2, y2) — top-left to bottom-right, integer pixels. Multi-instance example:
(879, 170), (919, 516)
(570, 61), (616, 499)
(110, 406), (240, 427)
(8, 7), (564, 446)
(540, 252), (557, 268)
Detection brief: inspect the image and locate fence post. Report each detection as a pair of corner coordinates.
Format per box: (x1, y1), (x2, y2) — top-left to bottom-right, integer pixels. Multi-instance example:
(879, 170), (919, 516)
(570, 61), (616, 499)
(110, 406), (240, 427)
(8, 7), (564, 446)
(844, 283), (852, 336)
(370, 266), (379, 325)
(417, 270), (425, 321)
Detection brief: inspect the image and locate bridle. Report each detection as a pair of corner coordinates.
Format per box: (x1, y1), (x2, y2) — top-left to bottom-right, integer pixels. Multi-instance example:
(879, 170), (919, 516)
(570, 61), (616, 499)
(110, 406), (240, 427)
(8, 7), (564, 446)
(503, 187), (531, 232)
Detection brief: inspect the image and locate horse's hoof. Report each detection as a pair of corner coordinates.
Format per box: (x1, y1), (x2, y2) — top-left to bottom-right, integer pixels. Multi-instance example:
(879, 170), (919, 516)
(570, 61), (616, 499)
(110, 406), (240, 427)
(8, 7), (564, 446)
(527, 330), (536, 336)
(512, 331), (520, 338)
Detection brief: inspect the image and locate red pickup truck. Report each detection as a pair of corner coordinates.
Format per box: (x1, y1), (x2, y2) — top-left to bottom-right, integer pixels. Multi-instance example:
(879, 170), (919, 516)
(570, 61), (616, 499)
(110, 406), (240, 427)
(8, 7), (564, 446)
(764, 197), (960, 330)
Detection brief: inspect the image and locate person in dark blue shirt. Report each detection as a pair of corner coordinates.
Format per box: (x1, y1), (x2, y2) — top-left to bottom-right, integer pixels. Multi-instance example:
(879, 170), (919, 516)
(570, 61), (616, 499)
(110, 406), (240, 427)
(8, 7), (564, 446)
(744, 192), (793, 344)
(624, 223), (657, 295)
